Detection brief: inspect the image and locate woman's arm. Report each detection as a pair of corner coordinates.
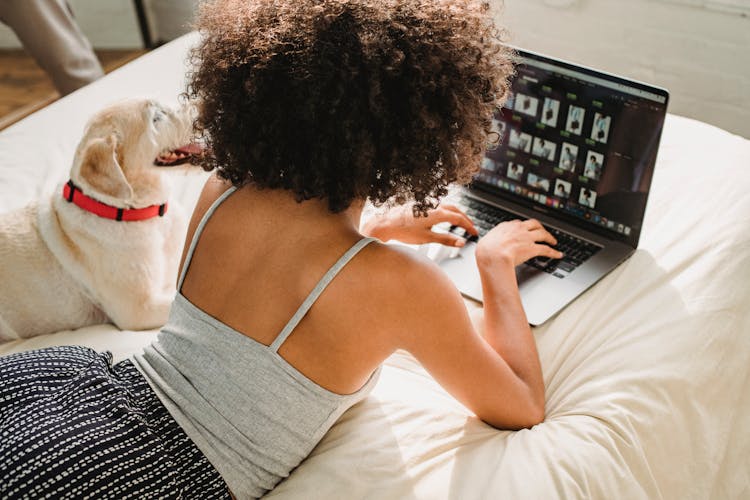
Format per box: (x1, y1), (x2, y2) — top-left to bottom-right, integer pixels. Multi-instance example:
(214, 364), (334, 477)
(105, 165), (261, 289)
(392, 219), (561, 429)
(361, 203), (477, 247)
(473, 219), (563, 417)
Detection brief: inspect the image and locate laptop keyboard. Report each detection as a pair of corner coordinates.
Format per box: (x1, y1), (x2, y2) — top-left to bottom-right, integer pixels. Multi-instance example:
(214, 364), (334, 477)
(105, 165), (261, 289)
(454, 198), (601, 278)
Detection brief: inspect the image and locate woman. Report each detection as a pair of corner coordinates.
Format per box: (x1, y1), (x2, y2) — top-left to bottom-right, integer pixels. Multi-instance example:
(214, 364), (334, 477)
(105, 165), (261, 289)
(0, 0), (563, 498)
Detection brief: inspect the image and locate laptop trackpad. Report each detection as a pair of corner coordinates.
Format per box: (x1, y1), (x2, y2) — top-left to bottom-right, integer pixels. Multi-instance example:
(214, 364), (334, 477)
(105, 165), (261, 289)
(430, 241), (541, 303)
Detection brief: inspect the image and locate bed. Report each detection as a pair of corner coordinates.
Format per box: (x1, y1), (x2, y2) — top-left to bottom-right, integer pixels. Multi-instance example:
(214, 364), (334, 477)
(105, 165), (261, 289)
(1, 33), (748, 499)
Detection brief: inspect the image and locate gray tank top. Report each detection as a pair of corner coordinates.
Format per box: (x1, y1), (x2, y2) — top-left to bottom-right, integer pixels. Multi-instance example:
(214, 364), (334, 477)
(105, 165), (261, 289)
(133, 186), (380, 499)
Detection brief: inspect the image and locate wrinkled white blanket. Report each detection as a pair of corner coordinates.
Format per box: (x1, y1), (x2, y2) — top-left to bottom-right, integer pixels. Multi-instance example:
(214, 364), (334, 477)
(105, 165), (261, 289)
(1, 34), (748, 499)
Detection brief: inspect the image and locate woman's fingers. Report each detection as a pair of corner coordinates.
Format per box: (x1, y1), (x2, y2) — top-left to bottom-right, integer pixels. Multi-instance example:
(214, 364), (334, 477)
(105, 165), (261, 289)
(528, 226), (558, 246)
(429, 230), (466, 247)
(534, 243), (564, 260)
(522, 218), (543, 230)
(427, 208), (562, 256)
(434, 206), (478, 235)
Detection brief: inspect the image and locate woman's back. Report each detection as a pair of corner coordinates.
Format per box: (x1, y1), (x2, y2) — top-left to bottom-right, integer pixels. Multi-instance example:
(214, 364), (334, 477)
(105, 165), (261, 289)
(178, 178), (398, 393)
(134, 181), (387, 498)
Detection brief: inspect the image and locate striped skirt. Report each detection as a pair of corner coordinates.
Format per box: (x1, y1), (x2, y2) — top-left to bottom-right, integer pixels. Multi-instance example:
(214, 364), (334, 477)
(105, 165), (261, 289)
(0, 346), (231, 499)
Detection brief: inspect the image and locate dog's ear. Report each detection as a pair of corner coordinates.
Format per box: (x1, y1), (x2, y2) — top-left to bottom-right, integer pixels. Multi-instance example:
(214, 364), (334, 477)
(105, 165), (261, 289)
(79, 135), (133, 201)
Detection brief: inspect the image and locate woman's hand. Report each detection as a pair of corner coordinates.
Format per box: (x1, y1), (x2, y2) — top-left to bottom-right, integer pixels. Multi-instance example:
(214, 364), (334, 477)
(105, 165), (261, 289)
(475, 219), (563, 270)
(361, 203), (478, 247)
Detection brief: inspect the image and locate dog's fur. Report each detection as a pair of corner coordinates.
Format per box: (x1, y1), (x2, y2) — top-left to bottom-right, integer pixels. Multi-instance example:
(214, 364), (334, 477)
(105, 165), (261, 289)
(0, 99), (199, 341)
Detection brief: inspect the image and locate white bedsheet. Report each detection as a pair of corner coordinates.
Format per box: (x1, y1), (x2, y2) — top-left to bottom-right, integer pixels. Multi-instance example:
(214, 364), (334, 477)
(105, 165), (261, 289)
(1, 34), (748, 499)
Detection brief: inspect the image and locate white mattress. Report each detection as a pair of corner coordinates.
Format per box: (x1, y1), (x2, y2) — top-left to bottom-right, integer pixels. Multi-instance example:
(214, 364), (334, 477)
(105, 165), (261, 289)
(1, 34), (748, 499)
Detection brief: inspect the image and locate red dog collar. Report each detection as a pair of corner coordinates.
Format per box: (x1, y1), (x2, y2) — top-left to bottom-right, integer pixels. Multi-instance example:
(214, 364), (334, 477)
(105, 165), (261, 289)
(62, 180), (167, 221)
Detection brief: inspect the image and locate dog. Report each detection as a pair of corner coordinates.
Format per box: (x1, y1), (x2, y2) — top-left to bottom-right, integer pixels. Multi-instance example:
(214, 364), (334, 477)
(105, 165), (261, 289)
(0, 98), (203, 341)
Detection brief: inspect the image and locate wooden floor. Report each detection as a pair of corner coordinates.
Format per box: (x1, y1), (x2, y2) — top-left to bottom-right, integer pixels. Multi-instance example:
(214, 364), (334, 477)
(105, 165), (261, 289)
(0, 49), (147, 131)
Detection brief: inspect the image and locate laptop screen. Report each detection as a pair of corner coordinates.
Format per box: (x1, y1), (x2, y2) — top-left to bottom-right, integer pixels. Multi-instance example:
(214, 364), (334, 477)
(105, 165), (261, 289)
(475, 48), (669, 247)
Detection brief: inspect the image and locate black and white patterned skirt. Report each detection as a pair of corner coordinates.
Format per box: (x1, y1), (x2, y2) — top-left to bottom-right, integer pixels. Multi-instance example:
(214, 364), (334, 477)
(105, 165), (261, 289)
(0, 346), (231, 499)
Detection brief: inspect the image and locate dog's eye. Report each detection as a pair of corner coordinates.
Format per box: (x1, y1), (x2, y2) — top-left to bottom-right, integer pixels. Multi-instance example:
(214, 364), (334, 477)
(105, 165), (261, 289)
(152, 110), (165, 124)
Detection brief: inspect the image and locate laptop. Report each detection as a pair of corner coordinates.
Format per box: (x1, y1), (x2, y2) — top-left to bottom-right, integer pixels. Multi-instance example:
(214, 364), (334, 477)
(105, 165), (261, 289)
(435, 47), (669, 325)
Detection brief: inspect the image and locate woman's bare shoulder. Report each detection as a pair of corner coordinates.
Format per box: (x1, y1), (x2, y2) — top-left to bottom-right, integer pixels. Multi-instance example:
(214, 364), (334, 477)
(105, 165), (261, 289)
(192, 175), (234, 218)
(185, 176), (235, 237)
(355, 242), (469, 335)
(178, 175), (234, 277)
(362, 241), (447, 286)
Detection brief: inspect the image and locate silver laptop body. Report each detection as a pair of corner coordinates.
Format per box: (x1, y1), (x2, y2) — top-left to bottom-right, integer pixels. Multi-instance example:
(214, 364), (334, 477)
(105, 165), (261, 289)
(436, 48), (669, 326)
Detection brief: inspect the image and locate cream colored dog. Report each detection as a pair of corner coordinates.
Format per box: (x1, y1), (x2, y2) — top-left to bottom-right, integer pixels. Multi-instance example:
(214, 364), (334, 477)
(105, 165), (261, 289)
(0, 98), (202, 341)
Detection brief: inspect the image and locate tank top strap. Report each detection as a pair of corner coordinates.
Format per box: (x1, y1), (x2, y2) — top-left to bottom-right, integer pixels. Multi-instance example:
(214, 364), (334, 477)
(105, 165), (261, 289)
(177, 185), (238, 290)
(269, 237), (377, 353)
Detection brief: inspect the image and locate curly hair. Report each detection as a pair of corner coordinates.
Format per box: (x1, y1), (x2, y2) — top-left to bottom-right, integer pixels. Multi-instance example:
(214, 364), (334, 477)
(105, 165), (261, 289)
(187, 0), (514, 214)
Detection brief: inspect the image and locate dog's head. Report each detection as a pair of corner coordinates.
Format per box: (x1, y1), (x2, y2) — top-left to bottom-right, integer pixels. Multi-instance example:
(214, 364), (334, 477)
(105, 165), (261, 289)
(70, 98), (203, 208)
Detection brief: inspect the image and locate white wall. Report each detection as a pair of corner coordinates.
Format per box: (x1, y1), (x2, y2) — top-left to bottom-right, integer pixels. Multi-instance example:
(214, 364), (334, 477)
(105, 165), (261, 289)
(496, 0), (750, 138)
(0, 0), (197, 49)
(1, 0), (747, 137)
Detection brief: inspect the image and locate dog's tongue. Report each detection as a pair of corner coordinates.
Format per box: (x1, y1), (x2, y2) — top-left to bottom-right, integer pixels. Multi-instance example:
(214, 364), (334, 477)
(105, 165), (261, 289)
(174, 143), (203, 156)
(154, 143), (205, 166)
